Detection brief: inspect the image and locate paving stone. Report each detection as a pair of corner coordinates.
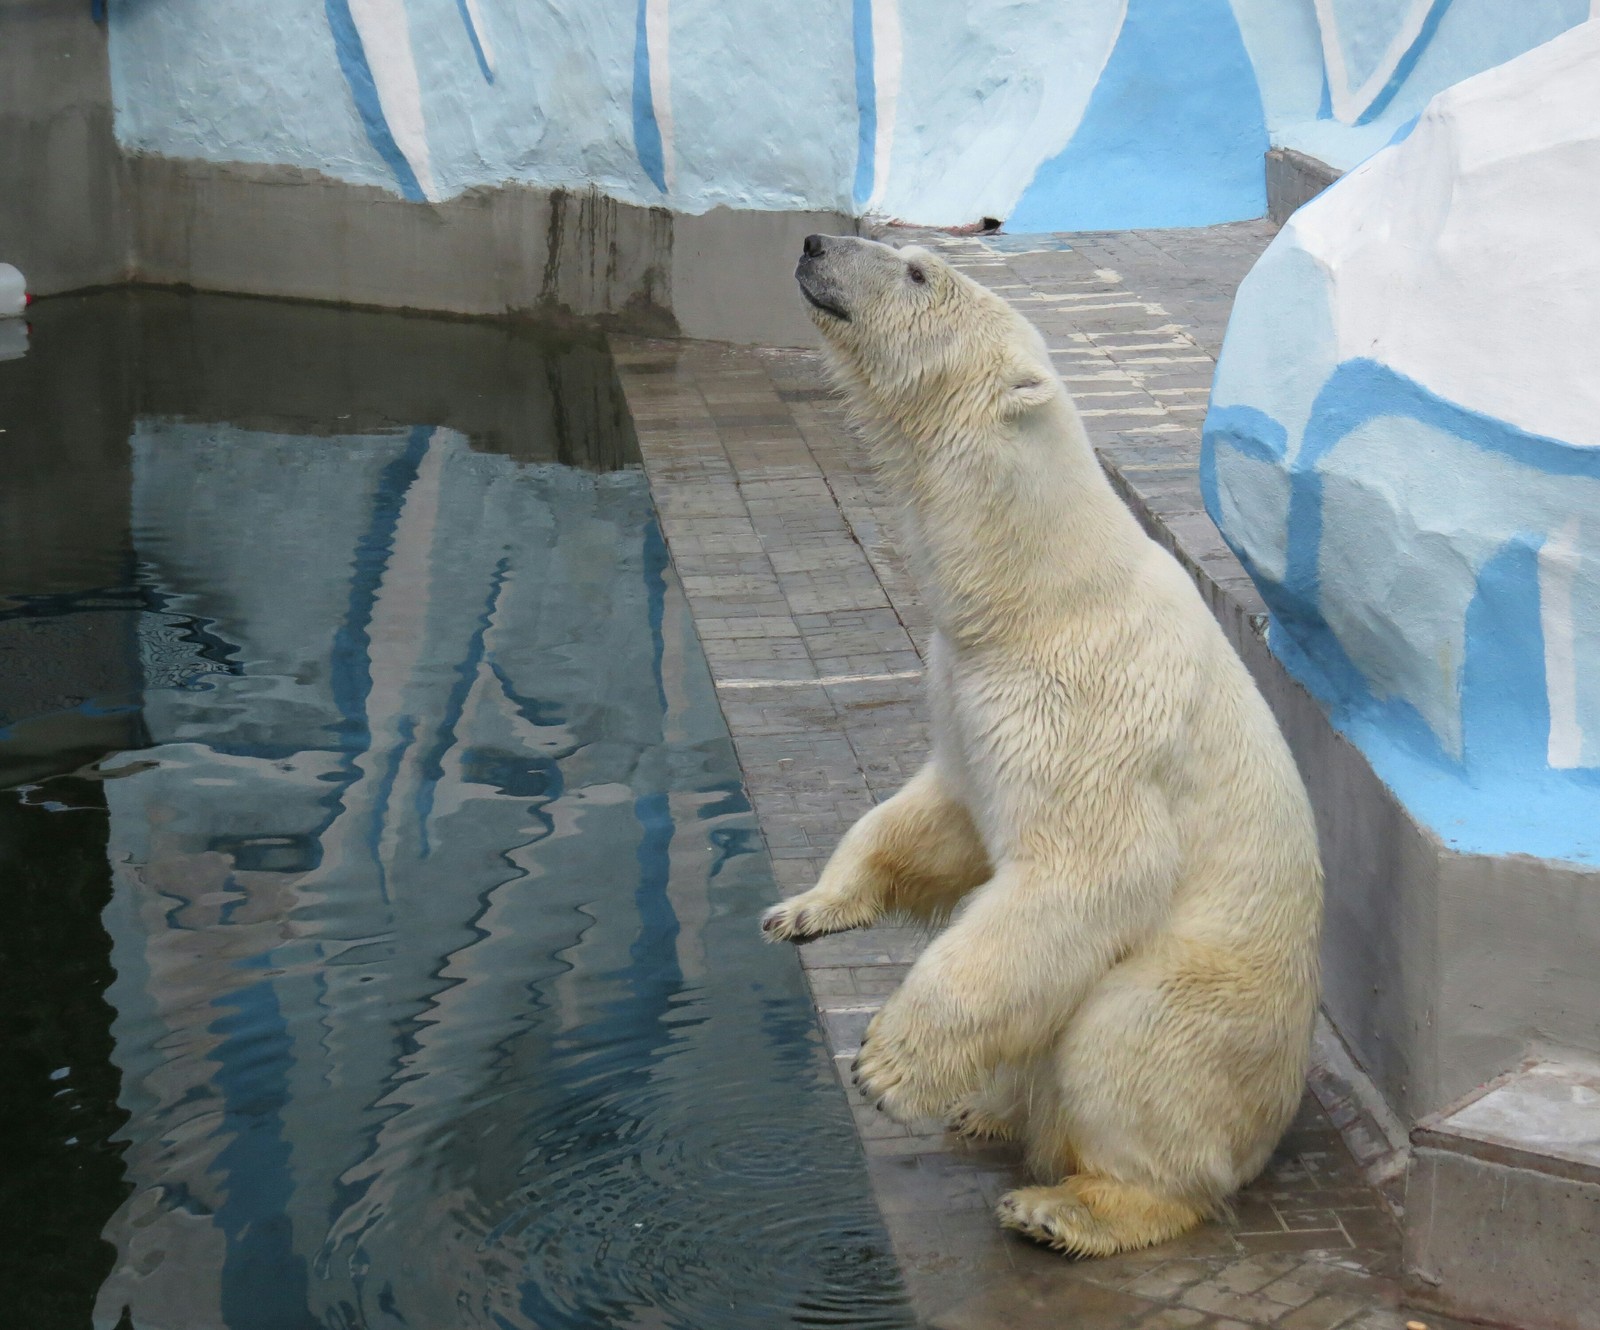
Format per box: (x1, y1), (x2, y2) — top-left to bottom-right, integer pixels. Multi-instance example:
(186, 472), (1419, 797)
(804, 965), (858, 998)
(1126, 1261), (1221, 1301)
(932, 1265), (1161, 1330)
(1181, 1282), (1293, 1322)
(1277, 1294), (1371, 1330)
(1258, 1277), (1323, 1309)
(1136, 1309), (1212, 1330)
(868, 1152), (998, 1215)
(851, 963), (912, 995)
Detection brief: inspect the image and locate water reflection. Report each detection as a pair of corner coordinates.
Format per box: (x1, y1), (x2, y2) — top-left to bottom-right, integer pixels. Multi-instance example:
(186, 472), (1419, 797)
(0, 293), (910, 1330)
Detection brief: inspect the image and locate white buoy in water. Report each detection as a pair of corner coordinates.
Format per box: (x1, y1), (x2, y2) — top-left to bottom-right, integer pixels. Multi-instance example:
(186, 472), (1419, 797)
(1, 263), (29, 318)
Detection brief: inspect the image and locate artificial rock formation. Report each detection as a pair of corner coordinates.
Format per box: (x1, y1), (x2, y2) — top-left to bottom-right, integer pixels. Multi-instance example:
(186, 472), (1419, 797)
(1205, 19), (1600, 868)
(1204, 29), (1600, 1326)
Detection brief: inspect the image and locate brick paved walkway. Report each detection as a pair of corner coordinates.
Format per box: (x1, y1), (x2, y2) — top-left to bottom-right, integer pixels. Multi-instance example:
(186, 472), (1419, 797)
(611, 222), (1471, 1330)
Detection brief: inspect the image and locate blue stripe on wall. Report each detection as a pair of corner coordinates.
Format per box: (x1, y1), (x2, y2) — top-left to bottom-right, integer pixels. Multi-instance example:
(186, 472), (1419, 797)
(1461, 536), (1552, 772)
(1288, 357), (1600, 614)
(455, 0), (496, 83)
(1387, 113), (1422, 146)
(851, 0), (877, 211)
(1353, 0), (1455, 125)
(324, 0), (428, 202)
(1008, 0), (1268, 232)
(632, 0), (668, 192)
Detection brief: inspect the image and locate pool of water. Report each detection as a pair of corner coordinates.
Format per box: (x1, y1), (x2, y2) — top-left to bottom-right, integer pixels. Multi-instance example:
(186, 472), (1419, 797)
(0, 291), (912, 1330)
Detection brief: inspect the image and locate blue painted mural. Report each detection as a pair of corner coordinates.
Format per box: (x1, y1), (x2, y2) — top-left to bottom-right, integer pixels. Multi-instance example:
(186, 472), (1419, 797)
(1271, 0), (1594, 171)
(1203, 21), (1600, 863)
(632, 0), (671, 194)
(1008, 0), (1267, 232)
(104, 4), (1599, 234)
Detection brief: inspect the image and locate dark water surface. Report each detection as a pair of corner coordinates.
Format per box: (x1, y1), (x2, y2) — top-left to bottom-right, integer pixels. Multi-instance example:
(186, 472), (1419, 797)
(0, 292), (911, 1330)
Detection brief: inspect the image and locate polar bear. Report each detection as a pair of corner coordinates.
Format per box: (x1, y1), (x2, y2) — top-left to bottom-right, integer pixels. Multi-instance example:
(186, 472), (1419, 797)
(762, 234), (1324, 1257)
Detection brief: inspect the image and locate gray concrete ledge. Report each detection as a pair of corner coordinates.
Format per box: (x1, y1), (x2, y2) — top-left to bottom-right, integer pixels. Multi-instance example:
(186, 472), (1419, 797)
(1266, 147), (1343, 224)
(1405, 1146), (1600, 1330)
(1411, 1061), (1600, 1189)
(126, 155), (851, 347)
(1405, 1062), (1600, 1330)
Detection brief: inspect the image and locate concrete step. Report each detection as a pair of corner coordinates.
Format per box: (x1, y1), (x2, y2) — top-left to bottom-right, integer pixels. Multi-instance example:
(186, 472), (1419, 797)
(1265, 146), (1341, 223)
(1404, 1061), (1600, 1330)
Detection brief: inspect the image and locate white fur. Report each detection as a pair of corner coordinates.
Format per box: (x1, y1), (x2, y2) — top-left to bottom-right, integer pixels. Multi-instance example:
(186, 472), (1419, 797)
(767, 237), (1324, 1256)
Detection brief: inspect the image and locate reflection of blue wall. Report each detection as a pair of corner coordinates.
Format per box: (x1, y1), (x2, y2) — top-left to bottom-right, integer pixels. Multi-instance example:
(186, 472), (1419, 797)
(93, 421), (903, 1327)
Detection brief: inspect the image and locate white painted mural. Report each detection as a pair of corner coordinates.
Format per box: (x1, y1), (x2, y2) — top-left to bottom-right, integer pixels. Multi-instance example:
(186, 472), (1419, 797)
(104, 0), (1595, 230)
(1203, 21), (1600, 863)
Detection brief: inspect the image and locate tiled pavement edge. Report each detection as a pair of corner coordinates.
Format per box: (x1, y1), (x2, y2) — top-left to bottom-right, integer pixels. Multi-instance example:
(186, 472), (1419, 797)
(610, 221), (1470, 1330)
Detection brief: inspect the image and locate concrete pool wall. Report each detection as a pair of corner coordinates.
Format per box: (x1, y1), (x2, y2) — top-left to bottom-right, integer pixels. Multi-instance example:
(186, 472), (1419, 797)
(0, 3), (129, 296)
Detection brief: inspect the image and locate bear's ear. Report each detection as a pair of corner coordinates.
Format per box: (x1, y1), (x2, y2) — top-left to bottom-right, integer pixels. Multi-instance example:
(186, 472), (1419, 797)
(999, 362), (1057, 418)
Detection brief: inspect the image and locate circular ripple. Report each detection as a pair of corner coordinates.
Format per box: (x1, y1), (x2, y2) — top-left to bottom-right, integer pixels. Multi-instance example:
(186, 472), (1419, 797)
(442, 1094), (909, 1330)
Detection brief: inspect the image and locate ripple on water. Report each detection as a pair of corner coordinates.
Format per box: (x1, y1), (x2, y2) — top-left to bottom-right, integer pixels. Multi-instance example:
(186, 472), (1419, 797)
(479, 1125), (909, 1330)
(305, 1059), (910, 1327)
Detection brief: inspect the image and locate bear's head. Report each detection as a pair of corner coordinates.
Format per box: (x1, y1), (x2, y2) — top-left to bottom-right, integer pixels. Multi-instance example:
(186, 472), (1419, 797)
(795, 234), (1058, 437)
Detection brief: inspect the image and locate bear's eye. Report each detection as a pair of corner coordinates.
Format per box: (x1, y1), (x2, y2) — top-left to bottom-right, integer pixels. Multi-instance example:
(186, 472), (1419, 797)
(908, 264), (927, 285)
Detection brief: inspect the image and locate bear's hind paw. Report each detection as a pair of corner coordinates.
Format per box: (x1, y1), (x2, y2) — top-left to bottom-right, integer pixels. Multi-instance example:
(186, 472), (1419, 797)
(996, 1178), (1206, 1258)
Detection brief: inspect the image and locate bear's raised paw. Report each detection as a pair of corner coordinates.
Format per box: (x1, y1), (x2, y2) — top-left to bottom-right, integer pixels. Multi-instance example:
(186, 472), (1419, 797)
(759, 893), (873, 944)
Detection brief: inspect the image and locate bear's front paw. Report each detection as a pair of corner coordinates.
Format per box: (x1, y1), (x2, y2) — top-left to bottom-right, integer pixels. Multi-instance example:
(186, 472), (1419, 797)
(850, 997), (975, 1123)
(759, 891), (873, 944)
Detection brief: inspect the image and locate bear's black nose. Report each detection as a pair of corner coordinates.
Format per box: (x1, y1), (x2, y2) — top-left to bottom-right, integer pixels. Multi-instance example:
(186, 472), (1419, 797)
(803, 233), (826, 258)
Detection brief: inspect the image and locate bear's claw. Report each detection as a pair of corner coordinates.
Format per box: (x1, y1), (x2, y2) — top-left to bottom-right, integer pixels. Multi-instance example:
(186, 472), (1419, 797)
(759, 902), (824, 944)
(948, 1101), (1018, 1142)
(853, 1019), (951, 1122)
(996, 1188), (1094, 1256)
(759, 896), (868, 944)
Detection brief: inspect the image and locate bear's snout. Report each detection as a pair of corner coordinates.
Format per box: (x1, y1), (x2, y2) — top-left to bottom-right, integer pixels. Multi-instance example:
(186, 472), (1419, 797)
(796, 235), (852, 324)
